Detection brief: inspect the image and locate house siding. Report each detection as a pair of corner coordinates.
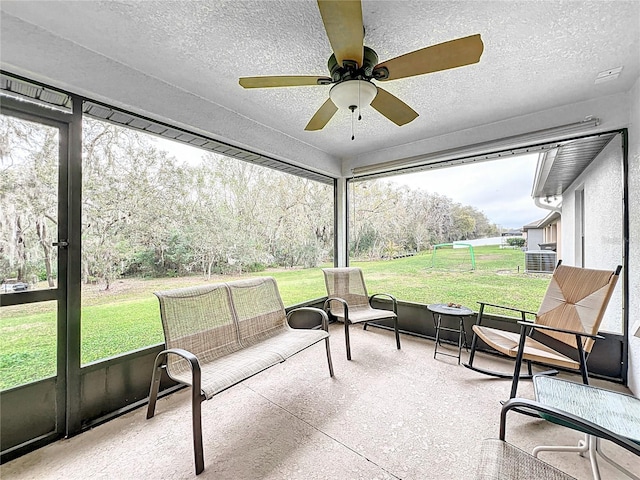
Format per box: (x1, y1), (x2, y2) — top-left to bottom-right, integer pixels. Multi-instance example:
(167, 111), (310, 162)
(628, 75), (640, 396)
(561, 135), (624, 335)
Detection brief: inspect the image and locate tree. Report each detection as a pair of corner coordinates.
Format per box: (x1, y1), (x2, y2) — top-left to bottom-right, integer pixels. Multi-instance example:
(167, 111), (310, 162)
(82, 119), (191, 287)
(0, 115), (58, 285)
(348, 179), (499, 260)
(5, 113), (506, 283)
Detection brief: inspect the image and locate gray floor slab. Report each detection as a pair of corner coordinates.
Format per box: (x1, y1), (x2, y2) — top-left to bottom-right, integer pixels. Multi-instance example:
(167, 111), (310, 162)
(2, 324), (638, 479)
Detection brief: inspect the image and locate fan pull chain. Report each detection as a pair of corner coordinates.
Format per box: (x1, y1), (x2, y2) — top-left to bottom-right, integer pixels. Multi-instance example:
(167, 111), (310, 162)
(351, 106), (355, 140)
(357, 81), (362, 121)
(349, 105), (356, 140)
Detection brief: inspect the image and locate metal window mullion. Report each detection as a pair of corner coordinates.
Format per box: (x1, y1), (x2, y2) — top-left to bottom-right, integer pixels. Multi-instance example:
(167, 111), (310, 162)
(56, 120), (70, 439)
(65, 96), (83, 436)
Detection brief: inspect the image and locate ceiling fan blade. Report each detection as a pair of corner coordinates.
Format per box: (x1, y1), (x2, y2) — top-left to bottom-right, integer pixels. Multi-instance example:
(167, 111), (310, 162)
(375, 34), (484, 81)
(317, 0), (364, 67)
(371, 87), (418, 126)
(239, 76), (331, 88)
(305, 98), (338, 131)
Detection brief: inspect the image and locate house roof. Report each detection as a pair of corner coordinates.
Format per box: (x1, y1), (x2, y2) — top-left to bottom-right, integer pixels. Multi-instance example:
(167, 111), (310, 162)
(523, 211), (561, 230)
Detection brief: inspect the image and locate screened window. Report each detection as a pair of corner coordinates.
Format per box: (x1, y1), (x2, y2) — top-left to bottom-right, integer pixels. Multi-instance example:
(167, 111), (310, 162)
(80, 117), (334, 364)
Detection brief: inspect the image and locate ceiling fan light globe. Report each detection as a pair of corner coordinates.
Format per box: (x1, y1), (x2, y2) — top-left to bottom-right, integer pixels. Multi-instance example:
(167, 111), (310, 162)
(329, 80), (377, 110)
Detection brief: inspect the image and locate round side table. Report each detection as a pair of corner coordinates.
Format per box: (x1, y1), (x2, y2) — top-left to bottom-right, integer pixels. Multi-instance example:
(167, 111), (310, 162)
(427, 303), (474, 364)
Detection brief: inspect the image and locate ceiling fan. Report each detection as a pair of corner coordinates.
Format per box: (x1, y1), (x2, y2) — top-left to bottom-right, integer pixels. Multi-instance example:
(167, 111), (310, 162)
(239, 0), (484, 132)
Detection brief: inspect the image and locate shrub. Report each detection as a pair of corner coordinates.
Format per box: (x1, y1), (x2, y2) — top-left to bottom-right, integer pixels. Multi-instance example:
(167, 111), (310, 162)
(506, 237), (526, 248)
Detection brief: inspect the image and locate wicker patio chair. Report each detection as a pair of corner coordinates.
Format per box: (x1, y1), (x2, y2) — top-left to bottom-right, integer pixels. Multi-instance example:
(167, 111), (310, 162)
(476, 398), (640, 480)
(464, 261), (621, 398)
(322, 267), (400, 360)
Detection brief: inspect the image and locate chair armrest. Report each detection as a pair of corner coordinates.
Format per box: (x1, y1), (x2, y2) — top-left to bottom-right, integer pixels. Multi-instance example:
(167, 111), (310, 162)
(156, 348), (202, 395)
(370, 293), (397, 302)
(323, 297), (349, 319)
(516, 321), (604, 340)
(369, 293), (397, 313)
(477, 301), (537, 316)
(159, 348), (201, 369)
(500, 398), (640, 456)
(287, 307), (330, 332)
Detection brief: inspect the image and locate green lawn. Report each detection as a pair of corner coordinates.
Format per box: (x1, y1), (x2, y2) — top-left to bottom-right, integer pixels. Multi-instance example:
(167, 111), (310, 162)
(0, 245), (551, 390)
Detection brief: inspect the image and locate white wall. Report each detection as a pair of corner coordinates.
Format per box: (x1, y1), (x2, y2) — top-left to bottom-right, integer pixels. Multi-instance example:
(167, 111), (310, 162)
(560, 136), (623, 334)
(628, 76), (640, 396)
(452, 236), (514, 247)
(525, 229), (544, 250)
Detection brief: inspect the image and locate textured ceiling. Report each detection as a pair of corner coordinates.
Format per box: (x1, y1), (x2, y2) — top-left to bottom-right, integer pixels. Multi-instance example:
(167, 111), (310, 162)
(1, 0), (639, 177)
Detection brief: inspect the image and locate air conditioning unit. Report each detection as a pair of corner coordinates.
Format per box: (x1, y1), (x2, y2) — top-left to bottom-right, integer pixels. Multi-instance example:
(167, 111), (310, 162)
(525, 250), (556, 273)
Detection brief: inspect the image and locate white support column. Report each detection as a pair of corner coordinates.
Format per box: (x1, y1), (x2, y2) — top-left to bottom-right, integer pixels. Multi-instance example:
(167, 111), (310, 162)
(335, 177), (348, 267)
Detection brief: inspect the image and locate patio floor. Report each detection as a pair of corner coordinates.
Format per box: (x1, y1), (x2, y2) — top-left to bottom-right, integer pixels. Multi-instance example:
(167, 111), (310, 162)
(2, 324), (638, 479)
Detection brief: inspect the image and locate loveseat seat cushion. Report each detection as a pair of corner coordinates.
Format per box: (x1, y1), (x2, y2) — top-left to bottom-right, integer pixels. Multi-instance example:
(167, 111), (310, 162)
(254, 326), (329, 360)
(179, 344), (283, 399)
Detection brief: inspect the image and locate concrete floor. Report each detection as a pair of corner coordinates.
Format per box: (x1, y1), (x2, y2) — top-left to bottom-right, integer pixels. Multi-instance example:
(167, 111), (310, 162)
(2, 324), (639, 479)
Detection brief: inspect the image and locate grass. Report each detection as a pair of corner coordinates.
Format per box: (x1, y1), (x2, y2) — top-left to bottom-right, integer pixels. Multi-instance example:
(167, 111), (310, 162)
(0, 245), (551, 390)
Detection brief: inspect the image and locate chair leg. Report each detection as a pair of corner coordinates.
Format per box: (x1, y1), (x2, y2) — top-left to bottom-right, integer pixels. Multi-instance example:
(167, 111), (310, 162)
(325, 337), (334, 377)
(192, 386), (204, 475)
(595, 436), (640, 480)
(464, 330), (480, 367)
(146, 353), (165, 419)
(533, 433), (590, 457)
(363, 322), (368, 331)
(576, 335), (590, 385)
(344, 321), (352, 360)
(463, 307), (483, 369)
(509, 324), (529, 398)
(394, 316), (401, 350)
(587, 435), (602, 480)
(538, 434), (640, 480)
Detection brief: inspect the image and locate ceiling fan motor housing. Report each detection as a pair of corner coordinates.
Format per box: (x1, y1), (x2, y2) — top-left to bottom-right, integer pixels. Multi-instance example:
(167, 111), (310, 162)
(328, 46), (380, 82)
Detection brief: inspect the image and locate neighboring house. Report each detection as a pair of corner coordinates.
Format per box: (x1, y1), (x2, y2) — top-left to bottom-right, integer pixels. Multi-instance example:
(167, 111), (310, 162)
(522, 211), (561, 255)
(521, 212), (561, 274)
(522, 219), (543, 251)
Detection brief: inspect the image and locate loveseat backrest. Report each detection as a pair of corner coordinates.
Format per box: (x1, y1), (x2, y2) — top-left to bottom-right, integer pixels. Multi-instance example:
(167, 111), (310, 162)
(227, 277), (288, 348)
(155, 283), (240, 376)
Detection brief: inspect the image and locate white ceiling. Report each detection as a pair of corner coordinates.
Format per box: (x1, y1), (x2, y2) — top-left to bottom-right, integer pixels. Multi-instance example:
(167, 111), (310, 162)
(1, 1), (639, 178)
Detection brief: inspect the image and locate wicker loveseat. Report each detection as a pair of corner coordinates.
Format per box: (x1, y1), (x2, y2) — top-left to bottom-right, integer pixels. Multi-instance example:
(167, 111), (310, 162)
(146, 276), (334, 475)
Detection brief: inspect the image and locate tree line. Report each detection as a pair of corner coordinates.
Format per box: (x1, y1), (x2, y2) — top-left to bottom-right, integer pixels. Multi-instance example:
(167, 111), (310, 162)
(1, 115), (497, 289)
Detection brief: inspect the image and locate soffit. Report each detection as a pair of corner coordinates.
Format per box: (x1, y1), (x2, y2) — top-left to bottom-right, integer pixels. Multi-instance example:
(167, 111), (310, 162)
(532, 132), (618, 198)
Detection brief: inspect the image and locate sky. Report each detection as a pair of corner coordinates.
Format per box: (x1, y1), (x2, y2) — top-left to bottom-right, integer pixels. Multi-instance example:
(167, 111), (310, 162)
(388, 153), (549, 229)
(157, 138), (549, 230)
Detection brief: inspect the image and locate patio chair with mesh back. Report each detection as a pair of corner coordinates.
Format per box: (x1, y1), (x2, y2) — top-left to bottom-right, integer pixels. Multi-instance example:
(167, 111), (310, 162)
(464, 261), (621, 399)
(322, 267), (400, 360)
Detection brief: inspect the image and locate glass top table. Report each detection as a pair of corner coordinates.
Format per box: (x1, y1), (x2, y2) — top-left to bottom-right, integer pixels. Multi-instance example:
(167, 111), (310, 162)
(533, 375), (640, 479)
